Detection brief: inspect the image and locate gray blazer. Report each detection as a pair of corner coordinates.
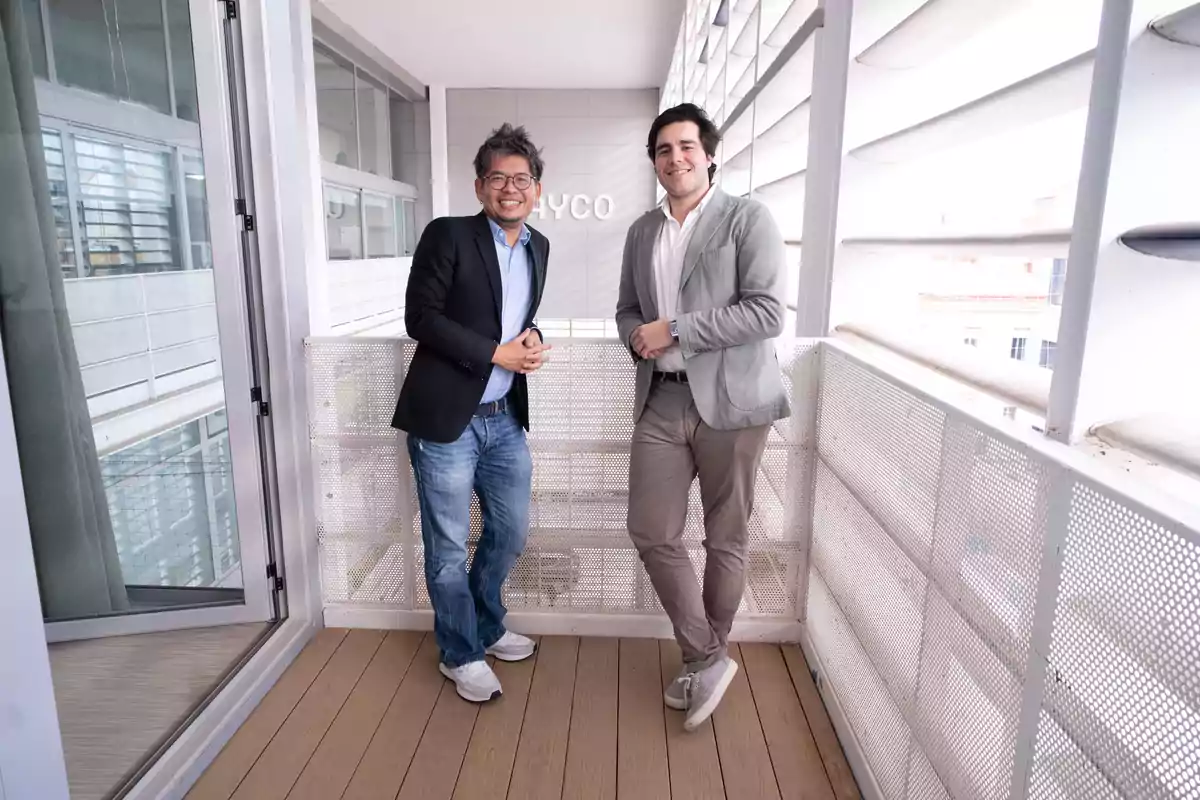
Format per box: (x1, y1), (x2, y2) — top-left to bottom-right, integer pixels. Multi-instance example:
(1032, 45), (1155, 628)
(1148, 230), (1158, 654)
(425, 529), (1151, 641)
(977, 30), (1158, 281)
(615, 188), (791, 430)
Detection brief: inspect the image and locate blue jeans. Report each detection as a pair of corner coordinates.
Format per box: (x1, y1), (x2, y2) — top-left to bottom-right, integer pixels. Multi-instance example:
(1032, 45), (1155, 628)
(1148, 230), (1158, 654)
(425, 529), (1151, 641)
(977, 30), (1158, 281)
(407, 407), (532, 668)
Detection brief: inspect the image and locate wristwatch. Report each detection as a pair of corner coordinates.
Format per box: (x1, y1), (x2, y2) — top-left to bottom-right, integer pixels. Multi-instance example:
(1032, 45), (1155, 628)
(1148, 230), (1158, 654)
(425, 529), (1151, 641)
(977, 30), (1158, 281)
(669, 319), (679, 342)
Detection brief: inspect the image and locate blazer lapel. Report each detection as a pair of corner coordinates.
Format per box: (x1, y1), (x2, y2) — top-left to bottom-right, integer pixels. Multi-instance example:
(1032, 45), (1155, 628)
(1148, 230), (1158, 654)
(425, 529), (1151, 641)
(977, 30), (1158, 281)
(678, 188), (730, 293)
(472, 213), (503, 324)
(530, 235), (547, 317)
(639, 216), (661, 319)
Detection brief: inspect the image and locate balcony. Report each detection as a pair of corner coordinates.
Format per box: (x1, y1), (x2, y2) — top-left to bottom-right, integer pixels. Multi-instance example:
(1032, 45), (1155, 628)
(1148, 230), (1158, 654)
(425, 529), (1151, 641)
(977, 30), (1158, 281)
(246, 335), (1200, 800)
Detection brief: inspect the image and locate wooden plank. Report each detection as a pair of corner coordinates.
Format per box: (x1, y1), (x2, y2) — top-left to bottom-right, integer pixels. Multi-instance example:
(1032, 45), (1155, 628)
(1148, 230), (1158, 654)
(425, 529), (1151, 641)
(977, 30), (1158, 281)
(453, 646), (539, 800)
(616, 638), (670, 800)
(342, 636), (444, 800)
(781, 646), (862, 800)
(507, 636), (580, 800)
(712, 644), (781, 800)
(286, 631), (424, 800)
(395, 678), (483, 800)
(659, 640), (725, 800)
(561, 638), (618, 800)
(231, 629), (384, 800)
(186, 628), (347, 800)
(742, 644), (836, 800)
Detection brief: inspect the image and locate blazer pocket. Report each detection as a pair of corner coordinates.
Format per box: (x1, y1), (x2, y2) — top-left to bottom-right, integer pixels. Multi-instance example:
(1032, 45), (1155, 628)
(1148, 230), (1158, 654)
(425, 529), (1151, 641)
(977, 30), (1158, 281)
(721, 344), (777, 412)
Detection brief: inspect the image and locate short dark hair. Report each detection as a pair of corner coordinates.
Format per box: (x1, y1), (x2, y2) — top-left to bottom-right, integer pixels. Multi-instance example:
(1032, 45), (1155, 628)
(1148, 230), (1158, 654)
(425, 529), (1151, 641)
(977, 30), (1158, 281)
(646, 103), (720, 181)
(474, 123), (544, 181)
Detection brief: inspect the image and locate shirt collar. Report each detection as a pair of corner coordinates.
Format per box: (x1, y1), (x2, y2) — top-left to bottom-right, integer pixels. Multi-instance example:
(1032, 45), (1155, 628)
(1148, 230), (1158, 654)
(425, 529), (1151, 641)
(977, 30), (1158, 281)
(661, 184), (716, 224)
(488, 216), (532, 247)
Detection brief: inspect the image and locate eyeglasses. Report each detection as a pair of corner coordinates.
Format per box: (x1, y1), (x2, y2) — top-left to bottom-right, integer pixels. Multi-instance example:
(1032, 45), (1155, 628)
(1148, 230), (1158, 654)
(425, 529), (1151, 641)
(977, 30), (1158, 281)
(485, 173), (537, 191)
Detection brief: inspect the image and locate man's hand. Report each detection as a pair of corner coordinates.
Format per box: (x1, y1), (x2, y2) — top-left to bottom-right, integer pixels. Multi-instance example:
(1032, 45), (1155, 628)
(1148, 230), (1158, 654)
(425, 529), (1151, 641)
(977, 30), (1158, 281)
(630, 319), (673, 360)
(492, 329), (552, 374)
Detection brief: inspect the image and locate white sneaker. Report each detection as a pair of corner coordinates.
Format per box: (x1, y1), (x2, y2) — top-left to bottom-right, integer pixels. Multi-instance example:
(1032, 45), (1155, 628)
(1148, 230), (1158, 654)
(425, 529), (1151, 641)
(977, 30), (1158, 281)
(684, 657), (738, 732)
(664, 666), (689, 710)
(485, 631), (537, 662)
(439, 660), (502, 703)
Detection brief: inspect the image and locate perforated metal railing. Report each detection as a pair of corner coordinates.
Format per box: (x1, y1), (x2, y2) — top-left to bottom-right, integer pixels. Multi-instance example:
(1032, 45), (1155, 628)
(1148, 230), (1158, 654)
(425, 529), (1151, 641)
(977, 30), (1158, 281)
(306, 337), (818, 620)
(306, 335), (1198, 799)
(807, 342), (1200, 800)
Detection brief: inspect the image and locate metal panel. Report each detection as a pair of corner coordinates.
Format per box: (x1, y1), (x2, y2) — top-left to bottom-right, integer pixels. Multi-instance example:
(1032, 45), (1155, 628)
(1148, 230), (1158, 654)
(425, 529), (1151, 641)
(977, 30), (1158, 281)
(808, 342), (1200, 800)
(307, 338), (817, 620)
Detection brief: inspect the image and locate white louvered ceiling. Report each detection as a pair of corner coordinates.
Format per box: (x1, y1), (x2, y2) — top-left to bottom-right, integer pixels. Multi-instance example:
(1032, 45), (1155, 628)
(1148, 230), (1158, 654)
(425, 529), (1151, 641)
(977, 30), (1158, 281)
(666, 0), (1198, 241)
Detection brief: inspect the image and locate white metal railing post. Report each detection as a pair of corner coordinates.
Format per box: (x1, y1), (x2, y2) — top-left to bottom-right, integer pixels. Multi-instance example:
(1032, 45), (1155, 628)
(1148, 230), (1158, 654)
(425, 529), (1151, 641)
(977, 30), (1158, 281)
(1045, 0), (1134, 443)
(795, 0), (853, 337)
(1007, 462), (1074, 800)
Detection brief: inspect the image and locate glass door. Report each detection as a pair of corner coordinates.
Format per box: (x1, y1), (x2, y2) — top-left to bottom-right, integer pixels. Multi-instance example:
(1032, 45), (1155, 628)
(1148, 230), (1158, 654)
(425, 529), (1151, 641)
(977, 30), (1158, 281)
(7, 0), (277, 642)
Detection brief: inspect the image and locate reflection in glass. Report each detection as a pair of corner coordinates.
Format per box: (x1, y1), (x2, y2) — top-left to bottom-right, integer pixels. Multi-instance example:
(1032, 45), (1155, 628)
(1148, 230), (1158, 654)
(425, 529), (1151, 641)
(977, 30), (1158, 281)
(401, 197), (417, 256)
(166, 0), (199, 121)
(42, 130), (79, 277)
(326, 184), (362, 259)
(314, 44), (358, 168)
(22, 0), (49, 78)
(183, 152), (212, 269)
(102, 411), (239, 589)
(74, 135), (179, 275)
(357, 70), (389, 177)
(48, 0), (172, 114)
(364, 192), (396, 258)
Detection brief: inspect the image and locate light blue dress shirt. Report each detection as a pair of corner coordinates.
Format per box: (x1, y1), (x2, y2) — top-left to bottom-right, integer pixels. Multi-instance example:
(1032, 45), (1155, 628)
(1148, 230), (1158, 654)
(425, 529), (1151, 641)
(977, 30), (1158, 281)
(481, 218), (534, 403)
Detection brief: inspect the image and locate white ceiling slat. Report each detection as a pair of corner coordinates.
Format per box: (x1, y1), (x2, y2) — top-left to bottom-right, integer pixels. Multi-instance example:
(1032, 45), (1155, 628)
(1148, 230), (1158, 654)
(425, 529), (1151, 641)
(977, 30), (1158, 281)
(719, 7), (821, 134)
(765, 0), (818, 48)
(841, 231), (1072, 258)
(731, 4), (761, 57)
(849, 52), (1096, 165)
(857, 0), (1037, 69)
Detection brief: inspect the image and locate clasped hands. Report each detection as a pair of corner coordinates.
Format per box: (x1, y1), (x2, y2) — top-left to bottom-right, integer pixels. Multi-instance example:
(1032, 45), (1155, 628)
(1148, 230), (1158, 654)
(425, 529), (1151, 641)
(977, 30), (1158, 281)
(630, 319), (674, 360)
(491, 329), (552, 375)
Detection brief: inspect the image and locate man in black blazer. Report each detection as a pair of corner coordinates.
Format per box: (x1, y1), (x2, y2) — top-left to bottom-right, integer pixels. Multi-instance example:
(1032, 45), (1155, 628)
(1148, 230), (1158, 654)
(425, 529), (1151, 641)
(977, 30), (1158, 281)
(392, 124), (550, 703)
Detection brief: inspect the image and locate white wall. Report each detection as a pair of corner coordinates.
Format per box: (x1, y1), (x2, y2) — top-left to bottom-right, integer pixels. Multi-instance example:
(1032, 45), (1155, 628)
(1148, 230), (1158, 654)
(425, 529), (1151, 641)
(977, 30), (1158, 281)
(326, 256), (413, 331)
(0, 341), (71, 800)
(445, 89), (658, 319)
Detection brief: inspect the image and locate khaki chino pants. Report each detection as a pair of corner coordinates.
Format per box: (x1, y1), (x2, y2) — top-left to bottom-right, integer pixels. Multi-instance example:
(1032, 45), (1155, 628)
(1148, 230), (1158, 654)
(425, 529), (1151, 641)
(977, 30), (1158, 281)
(627, 380), (770, 667)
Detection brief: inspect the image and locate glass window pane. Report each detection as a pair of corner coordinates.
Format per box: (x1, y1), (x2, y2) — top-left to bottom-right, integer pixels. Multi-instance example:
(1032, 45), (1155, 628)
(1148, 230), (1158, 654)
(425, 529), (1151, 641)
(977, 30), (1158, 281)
(356, 70), (389, 177)
(325, 184), (362, 260)
(22, 0), (49, 78)
(314, 45), (358, 168)
(364, 192), (396, 258)
(183, 152), (211, 269)
(41, 129), (79, 277)
(165, 0), (198, 121)
(402, 198), (417, 256)
(73, 133), (181, 275)
(48, 0), (172, 115)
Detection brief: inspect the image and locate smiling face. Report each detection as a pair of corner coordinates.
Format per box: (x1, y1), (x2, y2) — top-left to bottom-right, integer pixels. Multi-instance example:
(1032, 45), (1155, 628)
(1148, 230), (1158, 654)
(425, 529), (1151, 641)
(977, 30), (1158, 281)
(653, 120), (713, 202)
(475, 153), (542, 229)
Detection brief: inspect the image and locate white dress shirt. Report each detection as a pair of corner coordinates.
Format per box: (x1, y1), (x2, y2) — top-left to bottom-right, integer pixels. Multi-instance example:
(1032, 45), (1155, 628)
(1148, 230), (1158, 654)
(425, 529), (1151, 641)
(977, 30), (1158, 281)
(652, 186), (715, 373)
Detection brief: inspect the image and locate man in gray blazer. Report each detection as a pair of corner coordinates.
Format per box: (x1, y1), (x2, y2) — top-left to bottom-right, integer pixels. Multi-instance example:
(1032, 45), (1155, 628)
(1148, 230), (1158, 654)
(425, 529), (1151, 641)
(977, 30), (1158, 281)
(616, 103), (790, 731)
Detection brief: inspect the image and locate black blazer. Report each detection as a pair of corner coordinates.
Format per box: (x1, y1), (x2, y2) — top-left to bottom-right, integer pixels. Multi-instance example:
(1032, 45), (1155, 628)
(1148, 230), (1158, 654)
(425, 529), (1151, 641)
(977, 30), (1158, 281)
(391, 213), (549, 443)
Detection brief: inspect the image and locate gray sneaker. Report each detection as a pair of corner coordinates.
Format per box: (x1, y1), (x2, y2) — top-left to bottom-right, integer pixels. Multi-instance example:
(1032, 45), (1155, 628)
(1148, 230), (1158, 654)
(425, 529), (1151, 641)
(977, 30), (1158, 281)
(664, 666), (689, 710)
(684, 656), (738, 731)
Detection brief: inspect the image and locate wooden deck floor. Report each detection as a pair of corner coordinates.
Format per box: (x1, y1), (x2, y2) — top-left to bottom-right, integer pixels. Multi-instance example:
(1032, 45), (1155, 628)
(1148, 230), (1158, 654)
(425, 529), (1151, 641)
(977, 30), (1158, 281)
(187, 629), (862, 800)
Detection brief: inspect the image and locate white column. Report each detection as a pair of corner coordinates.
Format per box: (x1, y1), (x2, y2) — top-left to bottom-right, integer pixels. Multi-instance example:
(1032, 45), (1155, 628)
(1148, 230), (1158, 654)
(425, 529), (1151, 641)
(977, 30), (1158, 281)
(795, 0), (854, 337)
(429, 85), (450, 220)
(1044, 0), (1134, 442)
(0, 342), (71, 800)
(1047, 19), (1200, 441)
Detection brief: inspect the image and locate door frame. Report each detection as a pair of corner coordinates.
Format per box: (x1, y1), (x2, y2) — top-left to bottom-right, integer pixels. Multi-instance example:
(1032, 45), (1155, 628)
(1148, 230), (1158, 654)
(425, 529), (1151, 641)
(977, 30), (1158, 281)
(39, 0), (276, 643)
